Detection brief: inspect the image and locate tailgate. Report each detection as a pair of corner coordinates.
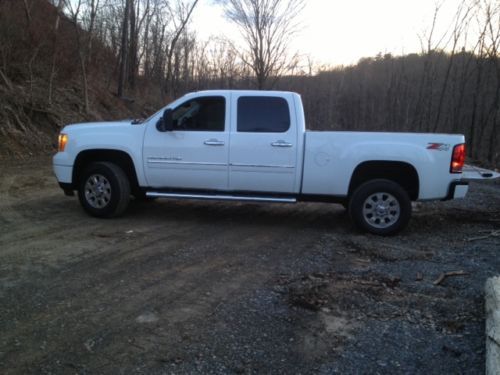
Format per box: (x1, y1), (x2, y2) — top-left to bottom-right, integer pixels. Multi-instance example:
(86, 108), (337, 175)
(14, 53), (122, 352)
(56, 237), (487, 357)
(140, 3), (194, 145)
(462, 164), (500, 180)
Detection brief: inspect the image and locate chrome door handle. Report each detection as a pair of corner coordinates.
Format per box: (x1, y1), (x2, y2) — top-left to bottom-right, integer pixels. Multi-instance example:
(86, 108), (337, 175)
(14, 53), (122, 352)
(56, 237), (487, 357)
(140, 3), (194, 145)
(271, 140), (293, 147)
(204, 139), (225, 146)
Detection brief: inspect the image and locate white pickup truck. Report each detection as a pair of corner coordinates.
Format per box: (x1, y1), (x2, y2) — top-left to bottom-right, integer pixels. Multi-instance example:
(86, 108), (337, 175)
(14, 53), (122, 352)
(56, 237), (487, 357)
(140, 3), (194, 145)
(53, 90), (471, 235)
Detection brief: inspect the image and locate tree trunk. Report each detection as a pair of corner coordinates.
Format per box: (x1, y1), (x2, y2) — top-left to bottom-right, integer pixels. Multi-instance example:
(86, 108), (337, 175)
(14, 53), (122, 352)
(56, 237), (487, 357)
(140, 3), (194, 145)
(48, 0), (64, 106)
(79, 49), (89, 113)
(118, 0), (131, 98)
(128, 0), (137, 90)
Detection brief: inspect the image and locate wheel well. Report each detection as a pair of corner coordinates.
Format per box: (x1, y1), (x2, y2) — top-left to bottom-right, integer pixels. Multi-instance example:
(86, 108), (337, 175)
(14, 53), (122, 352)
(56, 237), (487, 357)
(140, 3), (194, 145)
(348, 161), (419, 200)
(72, 149), (141, 194)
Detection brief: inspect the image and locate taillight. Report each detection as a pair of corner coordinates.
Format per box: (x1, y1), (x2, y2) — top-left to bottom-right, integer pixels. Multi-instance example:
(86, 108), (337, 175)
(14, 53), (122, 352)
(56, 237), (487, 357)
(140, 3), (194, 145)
(450, 143), (465, 173)
(58, 133), (68, 152)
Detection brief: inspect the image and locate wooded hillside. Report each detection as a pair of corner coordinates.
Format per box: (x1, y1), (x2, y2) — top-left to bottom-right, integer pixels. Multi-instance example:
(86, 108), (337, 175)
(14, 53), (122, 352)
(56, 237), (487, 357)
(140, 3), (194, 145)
(0, 0), (498, 167)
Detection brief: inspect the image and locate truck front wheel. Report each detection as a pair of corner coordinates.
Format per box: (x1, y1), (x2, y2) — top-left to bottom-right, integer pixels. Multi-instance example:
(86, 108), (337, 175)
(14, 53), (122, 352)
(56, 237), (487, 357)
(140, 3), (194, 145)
(78, 162), (130, 218)
(348, 179), (411, 235)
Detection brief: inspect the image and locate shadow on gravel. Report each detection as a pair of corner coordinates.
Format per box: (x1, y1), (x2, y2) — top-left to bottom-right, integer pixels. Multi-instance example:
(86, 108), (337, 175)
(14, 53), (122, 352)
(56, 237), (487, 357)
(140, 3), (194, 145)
(127, 198), (351, 232)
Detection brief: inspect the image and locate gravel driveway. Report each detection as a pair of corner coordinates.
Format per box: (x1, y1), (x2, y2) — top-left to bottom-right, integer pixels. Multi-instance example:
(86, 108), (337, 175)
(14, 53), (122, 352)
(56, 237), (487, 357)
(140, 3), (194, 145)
(0, 158), (499, 374)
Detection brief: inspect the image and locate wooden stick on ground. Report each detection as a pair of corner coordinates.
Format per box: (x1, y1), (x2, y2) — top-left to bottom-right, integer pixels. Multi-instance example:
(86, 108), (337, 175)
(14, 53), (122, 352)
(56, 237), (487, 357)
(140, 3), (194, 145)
(466, 230), (500, 242)
(433, 270), (469, 286)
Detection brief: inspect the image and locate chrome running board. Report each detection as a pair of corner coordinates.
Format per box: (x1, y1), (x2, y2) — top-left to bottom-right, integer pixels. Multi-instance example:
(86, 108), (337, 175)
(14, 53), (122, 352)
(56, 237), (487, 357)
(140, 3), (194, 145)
(146, 191), (297, 203)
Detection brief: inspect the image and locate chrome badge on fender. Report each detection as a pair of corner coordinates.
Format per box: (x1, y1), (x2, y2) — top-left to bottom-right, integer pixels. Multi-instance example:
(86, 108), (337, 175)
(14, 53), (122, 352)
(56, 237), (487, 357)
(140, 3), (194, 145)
(427, 143), (450, 151)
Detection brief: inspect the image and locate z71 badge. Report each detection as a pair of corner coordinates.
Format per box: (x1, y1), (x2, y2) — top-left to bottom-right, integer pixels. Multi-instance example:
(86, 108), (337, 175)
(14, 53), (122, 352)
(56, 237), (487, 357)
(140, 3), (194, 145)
(427, 143), (450, 151)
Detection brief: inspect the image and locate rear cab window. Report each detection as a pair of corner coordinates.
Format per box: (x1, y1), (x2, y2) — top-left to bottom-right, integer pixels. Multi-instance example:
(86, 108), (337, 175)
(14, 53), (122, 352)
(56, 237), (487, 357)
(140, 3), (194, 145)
(237, 96), (290, 133)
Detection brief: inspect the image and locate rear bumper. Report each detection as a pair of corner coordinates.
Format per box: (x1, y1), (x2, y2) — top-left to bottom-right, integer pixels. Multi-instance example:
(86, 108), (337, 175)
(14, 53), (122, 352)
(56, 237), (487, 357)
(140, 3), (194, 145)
(442, 181), (469, 201)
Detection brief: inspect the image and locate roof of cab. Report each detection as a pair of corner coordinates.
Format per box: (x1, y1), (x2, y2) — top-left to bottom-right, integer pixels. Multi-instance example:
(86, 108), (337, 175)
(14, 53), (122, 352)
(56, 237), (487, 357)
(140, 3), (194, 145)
(182, 89), (299, 97)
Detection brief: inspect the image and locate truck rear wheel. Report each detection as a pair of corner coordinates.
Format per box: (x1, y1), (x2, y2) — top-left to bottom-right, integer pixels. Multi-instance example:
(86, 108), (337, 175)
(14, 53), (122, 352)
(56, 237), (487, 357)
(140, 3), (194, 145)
(348, 179), (411, 235)
(78, 162), (130, 218)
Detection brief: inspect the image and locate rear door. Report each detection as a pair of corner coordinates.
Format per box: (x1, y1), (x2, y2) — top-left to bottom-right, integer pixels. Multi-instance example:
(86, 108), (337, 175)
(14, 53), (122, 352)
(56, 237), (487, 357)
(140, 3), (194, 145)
(229, 93), (298, 193)
(143, 94), (230, 190)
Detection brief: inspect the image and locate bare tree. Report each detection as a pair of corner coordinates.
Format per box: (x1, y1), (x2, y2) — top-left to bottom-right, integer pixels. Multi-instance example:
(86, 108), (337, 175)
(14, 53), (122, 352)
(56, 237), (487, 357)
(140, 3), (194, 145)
(22, 0), (39, 104)
(163, 0), (199, 97)
(218, 0), (304, 89)
(432, 0), (474, 132)
(48, 0), (66, 106)
(118, 0), (131, 98)
(65, 0), (100, 113)
(480, 0), (500, 163)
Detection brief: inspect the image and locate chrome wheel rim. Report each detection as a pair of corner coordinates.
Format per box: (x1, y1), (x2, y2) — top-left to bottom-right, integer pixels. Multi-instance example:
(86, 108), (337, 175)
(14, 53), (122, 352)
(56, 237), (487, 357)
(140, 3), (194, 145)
(84, 174), (112, 209)
(362, 192), (400, 229)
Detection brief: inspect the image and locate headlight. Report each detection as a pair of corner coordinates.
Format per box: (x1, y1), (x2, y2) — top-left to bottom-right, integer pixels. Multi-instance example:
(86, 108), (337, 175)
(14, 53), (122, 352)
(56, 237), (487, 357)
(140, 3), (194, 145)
(58, 133), (68, 152)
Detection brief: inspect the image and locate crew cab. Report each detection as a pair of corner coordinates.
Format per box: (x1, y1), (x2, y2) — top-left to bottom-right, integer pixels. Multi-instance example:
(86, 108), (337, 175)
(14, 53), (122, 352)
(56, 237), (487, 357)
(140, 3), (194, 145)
(53, 90), (470, 235)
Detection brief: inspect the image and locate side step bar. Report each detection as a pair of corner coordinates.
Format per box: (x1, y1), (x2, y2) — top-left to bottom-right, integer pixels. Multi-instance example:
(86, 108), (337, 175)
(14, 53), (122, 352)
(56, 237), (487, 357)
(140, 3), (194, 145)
(146, 191), (297, 203)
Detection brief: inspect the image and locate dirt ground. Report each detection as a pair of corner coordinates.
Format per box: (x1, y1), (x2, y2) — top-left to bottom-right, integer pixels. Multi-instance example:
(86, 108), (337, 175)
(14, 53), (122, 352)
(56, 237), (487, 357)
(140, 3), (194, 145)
(0, 157), (499, 374)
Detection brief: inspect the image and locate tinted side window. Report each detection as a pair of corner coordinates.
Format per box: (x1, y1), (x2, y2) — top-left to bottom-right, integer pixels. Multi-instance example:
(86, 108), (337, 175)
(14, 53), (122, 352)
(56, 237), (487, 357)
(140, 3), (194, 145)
(237, 96), (290, 133)
(172, 96), (225, 131)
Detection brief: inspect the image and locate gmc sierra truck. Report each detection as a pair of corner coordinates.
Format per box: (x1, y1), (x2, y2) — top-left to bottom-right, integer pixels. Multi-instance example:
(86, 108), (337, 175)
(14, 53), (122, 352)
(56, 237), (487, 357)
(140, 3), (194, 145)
(53, 90), (471, 235)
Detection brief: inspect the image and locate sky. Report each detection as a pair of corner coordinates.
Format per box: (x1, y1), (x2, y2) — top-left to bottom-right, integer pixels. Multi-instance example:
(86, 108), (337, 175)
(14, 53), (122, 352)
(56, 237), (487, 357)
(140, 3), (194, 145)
(192, 0), (463, 67)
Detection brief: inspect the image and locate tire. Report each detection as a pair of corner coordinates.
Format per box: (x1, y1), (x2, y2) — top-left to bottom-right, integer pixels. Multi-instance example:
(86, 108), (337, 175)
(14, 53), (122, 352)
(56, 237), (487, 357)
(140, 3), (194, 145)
(77, 162), (130, 218)
(348, 179), (411, 235)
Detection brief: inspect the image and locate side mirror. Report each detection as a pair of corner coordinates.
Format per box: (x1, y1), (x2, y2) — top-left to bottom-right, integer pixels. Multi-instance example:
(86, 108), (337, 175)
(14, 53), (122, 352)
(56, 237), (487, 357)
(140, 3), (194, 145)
(156, 108), (173, 132)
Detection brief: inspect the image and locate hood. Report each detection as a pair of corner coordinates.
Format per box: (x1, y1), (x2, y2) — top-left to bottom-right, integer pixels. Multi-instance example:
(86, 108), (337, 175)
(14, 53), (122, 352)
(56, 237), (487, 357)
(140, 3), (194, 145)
(63, 120), (135, 132)
(67, 119), (134, 127)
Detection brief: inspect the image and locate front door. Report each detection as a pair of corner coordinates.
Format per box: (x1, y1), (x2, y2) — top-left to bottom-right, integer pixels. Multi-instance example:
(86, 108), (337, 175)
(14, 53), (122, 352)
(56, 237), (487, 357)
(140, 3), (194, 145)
(143, 94), (230, 190)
